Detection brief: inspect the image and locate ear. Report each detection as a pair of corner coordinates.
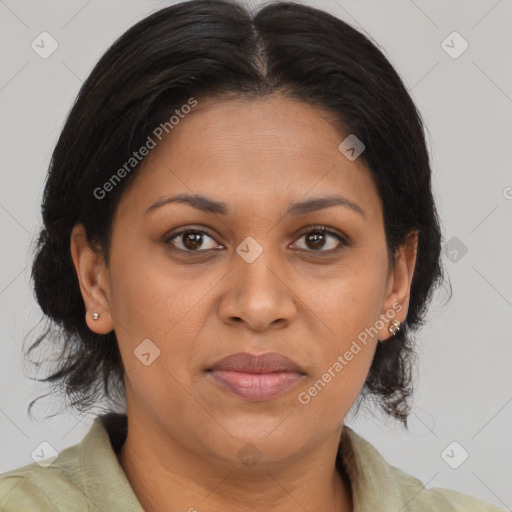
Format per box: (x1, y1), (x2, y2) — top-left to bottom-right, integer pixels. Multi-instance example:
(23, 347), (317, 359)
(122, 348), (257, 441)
(70, 224), (114, 334)
(378, 231), (418, 341)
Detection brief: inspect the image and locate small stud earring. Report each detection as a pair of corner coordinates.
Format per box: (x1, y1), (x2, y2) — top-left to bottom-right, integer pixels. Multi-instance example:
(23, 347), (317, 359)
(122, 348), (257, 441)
(388, 320), (401, 336)
(92, 312), (100, 320)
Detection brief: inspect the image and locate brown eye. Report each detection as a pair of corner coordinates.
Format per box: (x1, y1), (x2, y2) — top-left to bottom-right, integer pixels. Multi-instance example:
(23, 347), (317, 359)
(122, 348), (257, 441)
(164, 225), (347, 254)
(166, 229), (220, 252)
(293, 227), (346, 253)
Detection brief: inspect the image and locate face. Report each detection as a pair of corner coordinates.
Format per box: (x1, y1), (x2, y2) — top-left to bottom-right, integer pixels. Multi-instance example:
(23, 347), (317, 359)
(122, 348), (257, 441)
(71, 94), (417, 467)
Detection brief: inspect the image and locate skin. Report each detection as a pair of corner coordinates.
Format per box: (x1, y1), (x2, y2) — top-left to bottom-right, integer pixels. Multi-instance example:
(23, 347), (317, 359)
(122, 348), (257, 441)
(71, 94), (418, 512)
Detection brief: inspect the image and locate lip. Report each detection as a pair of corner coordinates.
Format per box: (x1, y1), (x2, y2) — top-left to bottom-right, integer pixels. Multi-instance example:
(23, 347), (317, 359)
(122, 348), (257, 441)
(206, 352), (306, 401)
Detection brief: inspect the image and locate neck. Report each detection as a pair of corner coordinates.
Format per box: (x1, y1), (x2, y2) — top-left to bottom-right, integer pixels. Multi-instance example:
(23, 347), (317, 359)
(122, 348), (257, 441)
(117, 416), (353, 512)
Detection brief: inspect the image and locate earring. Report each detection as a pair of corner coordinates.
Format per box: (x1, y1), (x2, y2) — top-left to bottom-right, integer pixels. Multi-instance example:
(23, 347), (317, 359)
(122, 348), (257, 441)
(92, 312), (100, 320)
(388, 320), (401, 336)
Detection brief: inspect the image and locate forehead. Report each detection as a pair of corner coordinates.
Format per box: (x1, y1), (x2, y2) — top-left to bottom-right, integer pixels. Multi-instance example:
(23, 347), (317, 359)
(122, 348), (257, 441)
(117, 94), (381, 221)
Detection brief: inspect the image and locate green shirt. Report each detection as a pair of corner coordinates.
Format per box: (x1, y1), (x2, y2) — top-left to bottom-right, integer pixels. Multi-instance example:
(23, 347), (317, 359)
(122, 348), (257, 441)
(0, 413), (506, 511)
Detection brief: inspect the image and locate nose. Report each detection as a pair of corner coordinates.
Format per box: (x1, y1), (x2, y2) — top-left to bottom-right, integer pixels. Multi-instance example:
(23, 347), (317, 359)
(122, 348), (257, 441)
(217, 245), (298, 332)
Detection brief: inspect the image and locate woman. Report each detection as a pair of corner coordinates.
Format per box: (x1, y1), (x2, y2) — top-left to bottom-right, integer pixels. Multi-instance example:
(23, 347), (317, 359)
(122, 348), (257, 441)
(0, 0), (505, 510)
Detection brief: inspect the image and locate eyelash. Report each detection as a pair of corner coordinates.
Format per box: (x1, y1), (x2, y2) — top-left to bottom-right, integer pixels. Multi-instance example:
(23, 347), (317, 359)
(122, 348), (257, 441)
(163, 225), (349, 255)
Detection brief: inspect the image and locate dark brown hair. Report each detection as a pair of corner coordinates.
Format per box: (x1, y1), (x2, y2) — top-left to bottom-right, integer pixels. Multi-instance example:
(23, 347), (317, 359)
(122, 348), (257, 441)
(26, 0), (446, 426)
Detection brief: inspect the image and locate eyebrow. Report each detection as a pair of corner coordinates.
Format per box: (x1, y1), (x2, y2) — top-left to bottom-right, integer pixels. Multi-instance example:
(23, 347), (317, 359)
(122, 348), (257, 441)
(145, 193), (365, 217)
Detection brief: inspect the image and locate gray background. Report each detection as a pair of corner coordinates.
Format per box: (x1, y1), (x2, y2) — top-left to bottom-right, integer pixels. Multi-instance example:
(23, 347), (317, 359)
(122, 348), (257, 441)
(1, 0), (511, 509)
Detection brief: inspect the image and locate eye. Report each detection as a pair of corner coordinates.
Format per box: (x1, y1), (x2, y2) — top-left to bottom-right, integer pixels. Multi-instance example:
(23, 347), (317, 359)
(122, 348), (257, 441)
(164, 225), (347, 254)
(291, 226), (347, 253)
(165, 228), (223, 252)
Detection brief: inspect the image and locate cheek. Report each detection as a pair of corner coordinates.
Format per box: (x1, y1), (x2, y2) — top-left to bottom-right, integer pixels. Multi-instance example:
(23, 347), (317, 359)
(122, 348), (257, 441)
(294, 257), (387, 416)
(106, 245), (223, 391)
(296, 284), (380, 424)
(296, 351), (372, 431)
(312, 255), (388, 342)
(108, 243), (207, 340)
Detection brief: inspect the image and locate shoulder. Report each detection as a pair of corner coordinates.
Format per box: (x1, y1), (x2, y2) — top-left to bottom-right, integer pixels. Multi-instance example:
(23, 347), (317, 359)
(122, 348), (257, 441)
(1, 413), (141, 512)
(340, 426), (507, 512)
(0, 447), (89, 512)
(388, 464), (507, 511)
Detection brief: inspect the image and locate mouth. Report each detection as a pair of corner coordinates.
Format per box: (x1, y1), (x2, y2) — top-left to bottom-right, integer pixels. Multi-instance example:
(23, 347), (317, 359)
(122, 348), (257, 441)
(205, 352), (306, 402)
